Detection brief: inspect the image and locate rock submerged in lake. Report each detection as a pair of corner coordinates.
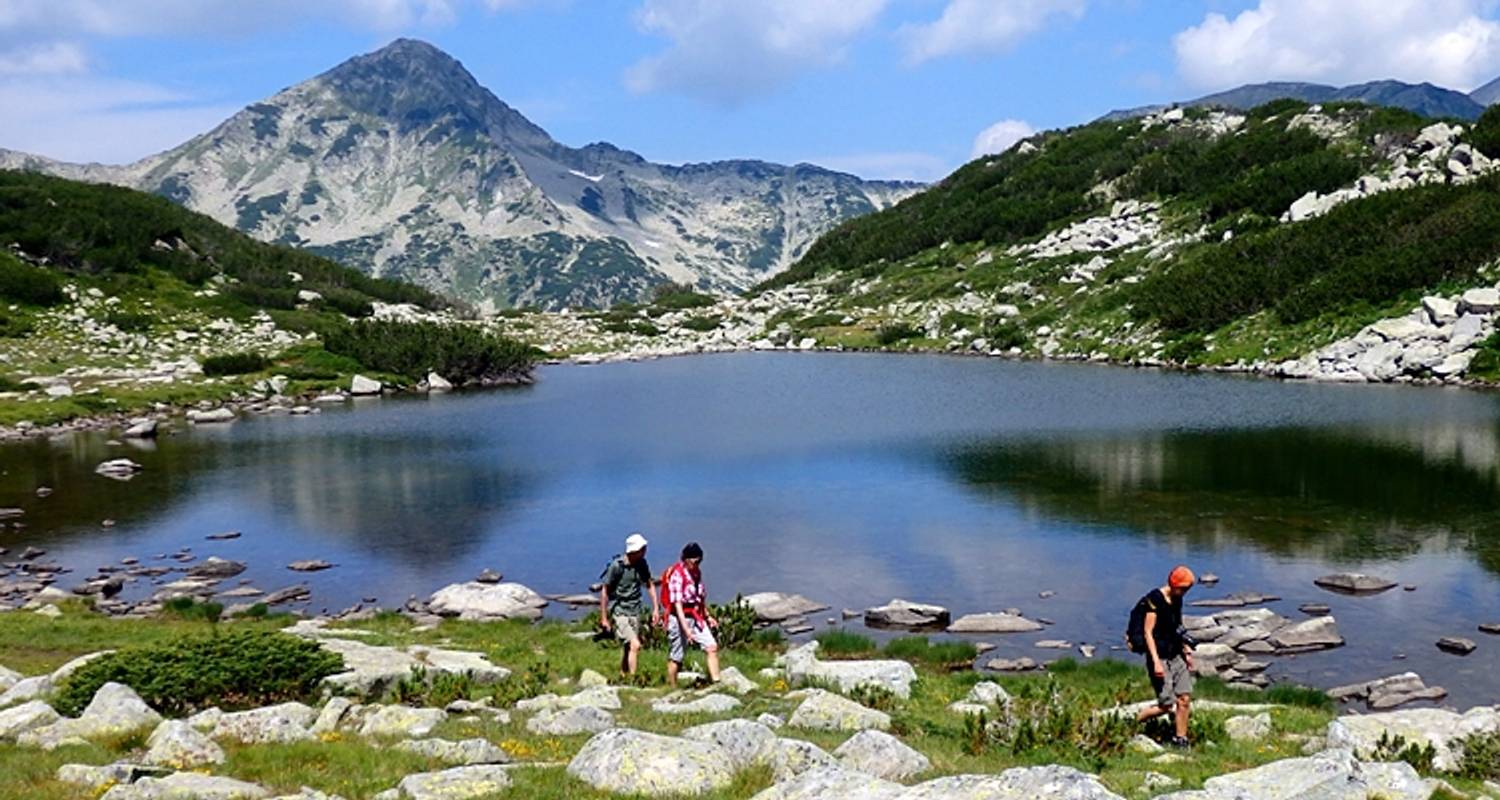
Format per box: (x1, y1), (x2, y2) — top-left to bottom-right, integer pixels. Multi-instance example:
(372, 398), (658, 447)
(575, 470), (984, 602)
(946, 611), (1044, 634)
(1314, 573), (1397, 595)
(1436, 636), (1476, 655)
(95, 458), (144, 480)
(189, 557), (247, 579)
(1329, 672), (1448, 710)
(863, 598), (949, 630)
(743, 592), (829, 623)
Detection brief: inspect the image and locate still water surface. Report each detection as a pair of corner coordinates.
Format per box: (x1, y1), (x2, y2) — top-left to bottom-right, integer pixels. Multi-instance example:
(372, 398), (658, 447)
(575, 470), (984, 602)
(3, 353), (1499, 703)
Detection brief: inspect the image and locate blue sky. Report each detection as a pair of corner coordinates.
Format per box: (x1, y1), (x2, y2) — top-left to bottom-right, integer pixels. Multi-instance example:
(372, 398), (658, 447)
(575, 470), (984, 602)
(4, 0), (1500, 181)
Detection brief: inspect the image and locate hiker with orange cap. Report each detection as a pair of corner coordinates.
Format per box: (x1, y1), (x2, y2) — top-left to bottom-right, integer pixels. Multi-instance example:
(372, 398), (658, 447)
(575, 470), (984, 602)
(1126, 565), (1198, 748)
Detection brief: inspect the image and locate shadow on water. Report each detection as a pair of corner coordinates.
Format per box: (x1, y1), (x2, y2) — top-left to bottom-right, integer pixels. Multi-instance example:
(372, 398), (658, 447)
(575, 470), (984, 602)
(942, 423), (1500, 574)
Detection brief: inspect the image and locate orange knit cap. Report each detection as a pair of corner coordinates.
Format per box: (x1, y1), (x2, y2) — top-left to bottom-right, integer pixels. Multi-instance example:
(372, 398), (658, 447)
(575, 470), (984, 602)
(1168, 565), (1196, 588)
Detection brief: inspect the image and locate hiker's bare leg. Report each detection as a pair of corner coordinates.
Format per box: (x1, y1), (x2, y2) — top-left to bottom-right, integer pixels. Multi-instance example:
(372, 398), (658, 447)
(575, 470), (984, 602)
(706, 644), (721, 682)
(1175, 695), (1191, 738)
(667, 659), (679, 687)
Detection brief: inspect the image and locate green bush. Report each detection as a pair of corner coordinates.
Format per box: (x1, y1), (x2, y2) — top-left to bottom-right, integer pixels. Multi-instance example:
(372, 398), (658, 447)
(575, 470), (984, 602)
(876, 322), (923, 345)
(679, 315), (722, 332)
(1368, 731), (1437, 774)
(315, 286), (375, 318)
(650, 283), (716, 310)
(1469, 332), (1500, 379)
(228, 283), (299, 310)
(0, 312), (34, 337)
(0, 375), (39, 392)
(1454, 729), (1500, 779)
(163, 597), (222, 623)
(104, 309), (154, 332)
(53, 628), (344, 717)
(1471, 105), (1500, 159)
(602, 320), (661, 337)
(982, 317), (1028, 350)
(0, 253), (64, 306)
(201, 352), (269, 377)
(966, 675), (1135, 768)
(320, 320), (537, 385)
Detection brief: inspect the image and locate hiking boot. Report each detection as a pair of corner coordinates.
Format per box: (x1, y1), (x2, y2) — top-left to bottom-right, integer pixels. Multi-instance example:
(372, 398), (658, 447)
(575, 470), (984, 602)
(1169, 735), (1191, 750)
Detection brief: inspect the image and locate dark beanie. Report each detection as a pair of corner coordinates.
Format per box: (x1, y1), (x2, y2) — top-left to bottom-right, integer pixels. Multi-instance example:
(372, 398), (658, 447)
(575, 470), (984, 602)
(682, 541), (703, 560)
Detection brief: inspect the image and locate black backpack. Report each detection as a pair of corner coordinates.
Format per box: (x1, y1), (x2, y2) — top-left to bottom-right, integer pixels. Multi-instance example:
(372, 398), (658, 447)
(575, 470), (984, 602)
(1125, 593), (1151, 653)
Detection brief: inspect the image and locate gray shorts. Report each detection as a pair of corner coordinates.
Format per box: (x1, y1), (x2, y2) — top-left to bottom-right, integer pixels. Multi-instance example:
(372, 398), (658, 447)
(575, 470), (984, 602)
(668, 616), (716, 663)
(612, 612), (641, 645)
(1150, 655), (1194, 708)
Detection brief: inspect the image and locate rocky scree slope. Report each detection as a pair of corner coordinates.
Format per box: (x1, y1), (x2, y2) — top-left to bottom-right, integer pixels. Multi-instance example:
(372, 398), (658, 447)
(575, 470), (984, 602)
(0, 39), (917, 312)
(701, 100), (1500, 387)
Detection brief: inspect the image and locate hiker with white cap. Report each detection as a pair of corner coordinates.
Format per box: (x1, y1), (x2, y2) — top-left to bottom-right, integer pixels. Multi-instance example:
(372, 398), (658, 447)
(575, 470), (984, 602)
(599, 532), (660, 678)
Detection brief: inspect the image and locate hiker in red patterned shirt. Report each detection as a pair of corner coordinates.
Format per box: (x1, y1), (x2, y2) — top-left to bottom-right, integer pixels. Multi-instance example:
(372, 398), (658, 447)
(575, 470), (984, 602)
(660, 541), (721, 687)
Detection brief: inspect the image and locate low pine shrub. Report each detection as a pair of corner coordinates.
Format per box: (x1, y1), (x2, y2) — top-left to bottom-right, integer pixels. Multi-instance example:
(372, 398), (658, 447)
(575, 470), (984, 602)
(876, 322), (923, 345)
(0, 254), (64, 306)
(319, 320), (537, 385)
(679, 315), (722, 332)
(201, 352), (269, 377)
(104, 310), (154, 332)
(53, 628), (344, 717)
(1454, 729), (1500, 780)
(650, 283), (716, 310)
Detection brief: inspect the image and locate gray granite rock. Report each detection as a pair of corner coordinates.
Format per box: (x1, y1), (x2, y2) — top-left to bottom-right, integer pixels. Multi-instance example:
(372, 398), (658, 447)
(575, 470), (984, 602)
(393, 737), (510, 765)
(788, 689), (891, 731)
(782, 642), (918, 699)
(749, 766), (904, 800)
(834, 729), (930, 780)
(681, 719), (780, 770)
(525, 705), (615, 735)
(566, 728), (735, 796)
(385, 765), (512, 800)
(143, 720), (226, 768)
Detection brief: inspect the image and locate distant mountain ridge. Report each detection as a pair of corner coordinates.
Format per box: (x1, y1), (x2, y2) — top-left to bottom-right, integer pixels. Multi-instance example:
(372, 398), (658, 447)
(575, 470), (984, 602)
(0, 39), (917, 310)
(1103, 78), (1491, 122)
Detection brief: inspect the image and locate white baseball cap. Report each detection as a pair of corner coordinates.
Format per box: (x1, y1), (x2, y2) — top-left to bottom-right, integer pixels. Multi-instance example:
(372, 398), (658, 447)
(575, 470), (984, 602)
(625, 533), (649, 553)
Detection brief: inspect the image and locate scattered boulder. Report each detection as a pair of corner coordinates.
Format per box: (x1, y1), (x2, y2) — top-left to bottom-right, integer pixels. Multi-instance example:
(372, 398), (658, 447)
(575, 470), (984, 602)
(681, 719), (779, 771)
(122, 419), (159, 439)
(143, 719), (226, 768)
(834, 729), (930, 780)
(863, 599), (950, 630)
(651, 693), (741, 715)
(782, 642), (917, 698)
(1326, 706), (1500, 772)
(946, 612), (1044, 634)
(426, 373), (453, 393)
(567, 728), (736, 796)
(902, 766), (1124, 799)
(0, 700), (60, 741)
(287, 560), (334, 572)
(56, 763), (169, 792)
(1190, 592), (1280, 608)
(349, 375), (382, 396)
(187, 407), (237, 424)
(1330, 672), (1448, 710)
(787, 689), (890, 732)
(211, 702), (316, 744)
(984, 656), (1040, 672)
(526, 705), (615, 735)
(99, 772), (270, 800)
(383, 765), (511, 800)
(1314, 573), (1396, 595)
(1153, 748), (1434, 799)
(749, 766), (904, 800)
(766, 737), (839, 780)
(427, 582), (547, 621)
(716, 666), (758, 695)
(78, 681), (162, 737)
(393, 737), (510, 765)
(1298, 603), (1331, 616)
(304, 636), (511, 696)
(1225, 713), (1272, 742)
(744, 592), (829, 623)
(357, 705), (447, 739)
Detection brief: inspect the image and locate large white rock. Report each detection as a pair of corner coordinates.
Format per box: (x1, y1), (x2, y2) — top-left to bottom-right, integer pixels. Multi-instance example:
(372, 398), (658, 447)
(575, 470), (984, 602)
(1154, 749), (1434, 799)
(349, 375), (382, 396)
(0, 675), (53, 708)
(782, 642), (917, 699)
(211, 702), (317, 744)
(1460, 287), (1500, 315)
(566, 728), (736, 796)
(525, 705), (615, 735)
(767, 737), (838, 780)
(1269, 616), (1344, 652)
(357, 704), (447, 739)
(651, 693), (741, 715)
(100, 772), (270, 800)
(393, 737), (510, 765)
(0, 700), (59, 741)
(304, 636), (511, 696)
(749, 766), (904, 800)
(902, 766), (1125, 799)
(386, 765), (511, 800)
(425, 373), (453, 392)
(79, 682), (163, 736)
(1423, 296), (1459, 325)
(0, 664), (19, 692)
(680, 719), (779, 771)
(787, 689), (890, 732)
(427, 582), (548, 621)
(1326, 705), (1500, 772)
(187, 407), (237, 424)
(143, 719), (226, 768)
(834, 729), (930, 780)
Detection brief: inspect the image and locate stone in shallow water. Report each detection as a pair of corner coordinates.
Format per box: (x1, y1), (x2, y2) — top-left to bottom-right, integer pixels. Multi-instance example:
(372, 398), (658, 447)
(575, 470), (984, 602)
(947, 612), (1044, 634)
(427, 582), (547, 621)
(1437, 637), (1476, 655)
(567, 728), (735, 796)
(1268, 616), (1343, 652)
(743, 592), (829, 622)
(1314, 573), (1397, 595)
(863, 599), (949, 630)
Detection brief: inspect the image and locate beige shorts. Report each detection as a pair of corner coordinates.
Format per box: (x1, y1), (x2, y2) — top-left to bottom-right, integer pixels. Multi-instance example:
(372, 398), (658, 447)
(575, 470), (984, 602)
(1150, 655), (1194, 708)
(612, 612), (641, 645)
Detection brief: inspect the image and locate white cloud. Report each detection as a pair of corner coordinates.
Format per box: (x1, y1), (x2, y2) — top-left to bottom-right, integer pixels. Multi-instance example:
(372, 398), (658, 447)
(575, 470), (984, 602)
(807, 151), (951, 182)
(0, 42), (88, 75)
(1174, 0), (1500, 92)
(971, 118), (1035, 159)
(625, 0), (889, 104)
(900, 0), (1085, 64)
(0, 77), (238, 163)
